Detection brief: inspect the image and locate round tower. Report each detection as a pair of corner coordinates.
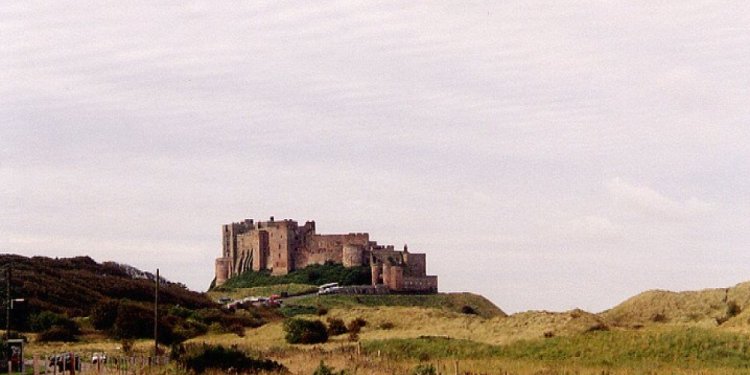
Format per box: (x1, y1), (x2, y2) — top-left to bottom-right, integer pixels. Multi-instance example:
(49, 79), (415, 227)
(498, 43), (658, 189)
(391, 265), (404, 291)
(342, 244), (364, 268)
(371, 262), (381, 286)
(214, 257), (230, 287)
(382, 263), (392, 289)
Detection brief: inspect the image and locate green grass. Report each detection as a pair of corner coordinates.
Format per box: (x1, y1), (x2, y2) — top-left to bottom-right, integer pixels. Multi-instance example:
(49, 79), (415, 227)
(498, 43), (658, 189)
(364, 327), (750, 369)
(288, 292), (505, 318)
(279, 305), (319, 317)
(214, 264), (371, 290)
(207, 284), (317, 301)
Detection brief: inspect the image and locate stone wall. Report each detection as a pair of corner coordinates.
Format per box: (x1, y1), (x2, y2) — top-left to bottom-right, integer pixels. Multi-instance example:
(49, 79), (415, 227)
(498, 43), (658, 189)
(214, 217), (438, 293)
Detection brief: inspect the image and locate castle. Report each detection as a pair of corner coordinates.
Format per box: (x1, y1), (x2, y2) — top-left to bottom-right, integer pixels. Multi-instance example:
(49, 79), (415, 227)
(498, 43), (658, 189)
(214, 217), (438, 293)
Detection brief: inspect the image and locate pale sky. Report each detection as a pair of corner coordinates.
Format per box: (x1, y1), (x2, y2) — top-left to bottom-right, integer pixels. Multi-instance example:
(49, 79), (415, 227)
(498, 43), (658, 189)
(2, 2), (749, 313)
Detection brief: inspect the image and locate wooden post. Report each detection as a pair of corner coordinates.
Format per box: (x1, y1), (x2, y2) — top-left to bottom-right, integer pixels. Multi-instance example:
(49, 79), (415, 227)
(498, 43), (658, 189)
(69, 352), (75, 375)
(33, 354), (39, 375)
(154, 268), (159, 357)
(453, 360), (458, 375)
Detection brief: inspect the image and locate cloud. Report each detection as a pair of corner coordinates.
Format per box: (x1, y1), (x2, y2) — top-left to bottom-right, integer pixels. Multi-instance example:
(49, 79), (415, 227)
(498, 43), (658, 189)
(605, 177), (714, 220)
(2, 2), (750, 313)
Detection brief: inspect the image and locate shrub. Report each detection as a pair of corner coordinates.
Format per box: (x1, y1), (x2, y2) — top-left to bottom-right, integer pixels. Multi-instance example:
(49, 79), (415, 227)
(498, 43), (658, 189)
(280, 305), (318, 317)
(29, 311), (79, 334)
(90, 300), (120, 330)
(173, 343), (284, 374)
(347, 317), (367, 334)
(727, 300), (741, 318)
(326, 318), (347, 336)
(412, 363), (436, 375)
(284, 318), (328, 344)
(228, 323), (245, 337)
(37, 326), (78, 342)
(650, 313), (667, 323)
(460, 305), (477, 315)
(348, 331), (359, 342)
(121, 339), (134, 354)
(317, 307), (329, 316)
(312, 360), (347, 375)
(113, 300), (153, 339)
(379, 321), (395, 330)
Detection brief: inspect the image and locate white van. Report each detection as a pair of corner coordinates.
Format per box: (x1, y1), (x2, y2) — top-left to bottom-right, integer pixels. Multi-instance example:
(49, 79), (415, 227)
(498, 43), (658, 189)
(318, 282), (340, 295)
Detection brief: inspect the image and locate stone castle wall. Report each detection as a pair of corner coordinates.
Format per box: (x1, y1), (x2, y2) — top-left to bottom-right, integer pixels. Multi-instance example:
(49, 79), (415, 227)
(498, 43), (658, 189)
(215, 217), (438, 293)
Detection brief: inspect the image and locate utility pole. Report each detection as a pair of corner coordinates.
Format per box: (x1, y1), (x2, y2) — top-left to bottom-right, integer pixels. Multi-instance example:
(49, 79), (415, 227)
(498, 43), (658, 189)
(154, 268), (159, 356)
(5, 265), (10, 341)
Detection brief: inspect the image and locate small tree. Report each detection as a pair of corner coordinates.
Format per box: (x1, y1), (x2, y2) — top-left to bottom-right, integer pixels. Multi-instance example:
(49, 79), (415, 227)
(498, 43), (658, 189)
(326, 318), (347, 336)
(312, 360), (347, 375)
(283, 319), (328, 344)
(412, 363), (436, 375)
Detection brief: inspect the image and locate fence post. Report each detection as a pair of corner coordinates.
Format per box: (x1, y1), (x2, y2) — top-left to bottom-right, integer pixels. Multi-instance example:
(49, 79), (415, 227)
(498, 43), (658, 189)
(33, 354), (39, 375)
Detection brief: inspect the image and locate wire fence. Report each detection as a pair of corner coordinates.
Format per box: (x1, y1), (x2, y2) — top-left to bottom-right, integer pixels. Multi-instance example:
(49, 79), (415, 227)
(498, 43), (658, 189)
(17, 353), (170, 375)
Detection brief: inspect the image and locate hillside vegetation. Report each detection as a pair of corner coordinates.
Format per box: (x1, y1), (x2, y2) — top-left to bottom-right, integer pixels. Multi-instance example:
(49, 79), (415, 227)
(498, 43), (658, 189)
(9, 252), (750, 373)
(602, 281), (750, 328)
(364, 327), (750, 369)
(213, 263), (371, 290)
(290, 292), (506, 319)
(0, 254), (213, 318)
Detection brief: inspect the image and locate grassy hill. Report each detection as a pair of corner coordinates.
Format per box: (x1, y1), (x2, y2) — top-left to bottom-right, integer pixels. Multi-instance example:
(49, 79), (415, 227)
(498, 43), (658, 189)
(287, 292), (506, 318)
(601, 282), (750, 328)
(0, 254), (214, 318)
(10, 252), (750, 373)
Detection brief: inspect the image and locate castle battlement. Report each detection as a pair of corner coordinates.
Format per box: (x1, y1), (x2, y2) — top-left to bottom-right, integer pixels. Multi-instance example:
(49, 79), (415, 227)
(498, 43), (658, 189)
(214, 217), (438, 293)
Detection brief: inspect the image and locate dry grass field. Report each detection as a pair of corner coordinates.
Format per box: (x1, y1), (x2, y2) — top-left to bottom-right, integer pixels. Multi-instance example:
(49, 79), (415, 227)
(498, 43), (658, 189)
(21, 284), (750, 374)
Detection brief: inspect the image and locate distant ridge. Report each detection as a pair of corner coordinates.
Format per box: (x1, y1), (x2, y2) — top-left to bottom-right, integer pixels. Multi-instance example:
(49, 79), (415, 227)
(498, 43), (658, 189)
(602, 282), (750, 328)
(0, 254), (213, 317)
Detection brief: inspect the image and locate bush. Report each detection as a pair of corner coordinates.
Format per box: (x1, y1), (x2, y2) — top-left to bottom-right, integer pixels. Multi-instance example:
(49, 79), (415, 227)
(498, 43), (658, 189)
(727, 300), (741, 318)
(412, 363), (436, 375)
(220, 263), (371, 289)
(460, 305), (477, 315)
(317, 307), (329, 316)
(29, 311), (79, 334)
(228, 323), (245, 337)
(379, 321), (395, 330)
(284, 319), (328, 344)
(112, 300), (180, 345)
(326, 318), (347, 336)
(113, 300), (153, 339)
(173, 343), (284, 373)
(312, 360), (347, 375)
(280, 305), (318, 317)
(347, 318), (367, 334)
(90, 300), (120, 330)
(348, 331), (359, 342)
(37, 326), (78, 342)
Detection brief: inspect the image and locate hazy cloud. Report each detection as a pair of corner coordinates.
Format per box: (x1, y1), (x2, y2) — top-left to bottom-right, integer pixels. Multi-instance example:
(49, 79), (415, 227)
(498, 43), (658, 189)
(2, 1), (750, 313)
(606, 177), (714, 220)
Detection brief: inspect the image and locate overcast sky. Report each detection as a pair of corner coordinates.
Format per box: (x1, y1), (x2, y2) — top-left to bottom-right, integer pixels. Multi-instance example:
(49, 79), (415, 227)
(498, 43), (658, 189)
(2, 1), (749, 313)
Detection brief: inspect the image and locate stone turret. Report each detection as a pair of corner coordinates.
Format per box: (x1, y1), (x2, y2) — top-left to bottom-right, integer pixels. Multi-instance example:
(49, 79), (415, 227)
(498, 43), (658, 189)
(342, 244), (364, 267)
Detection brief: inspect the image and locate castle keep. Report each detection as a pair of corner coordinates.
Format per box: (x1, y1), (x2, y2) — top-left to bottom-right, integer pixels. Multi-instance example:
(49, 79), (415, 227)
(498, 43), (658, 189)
(214, 217), (438, 293)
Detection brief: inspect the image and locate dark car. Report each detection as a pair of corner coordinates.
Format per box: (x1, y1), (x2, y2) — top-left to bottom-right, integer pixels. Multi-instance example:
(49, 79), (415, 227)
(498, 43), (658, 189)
(49, 353), (81, 372)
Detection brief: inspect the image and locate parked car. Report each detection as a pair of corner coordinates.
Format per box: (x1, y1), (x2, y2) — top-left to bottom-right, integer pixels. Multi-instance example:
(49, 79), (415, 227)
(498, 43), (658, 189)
(92, 352), (107, 364)
(49, 353), (80, 372)
(218, 296), (232, 304)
